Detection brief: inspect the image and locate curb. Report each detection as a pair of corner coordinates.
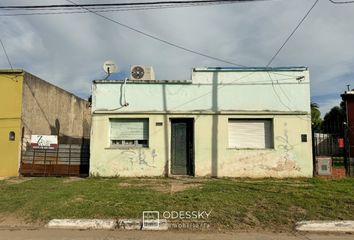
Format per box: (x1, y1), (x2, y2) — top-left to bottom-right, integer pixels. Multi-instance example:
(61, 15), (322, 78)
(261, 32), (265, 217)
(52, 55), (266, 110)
(46, 219), (117, 230)
(296, 220), (354, 233)
(142, 219), (168, 231)
(118, 219), (141, 230)
(46, 218), (169, 231)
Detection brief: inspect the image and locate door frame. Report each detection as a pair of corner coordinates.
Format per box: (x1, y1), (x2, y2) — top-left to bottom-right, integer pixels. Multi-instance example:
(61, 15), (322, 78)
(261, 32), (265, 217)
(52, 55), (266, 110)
(170, 118), (195, 176)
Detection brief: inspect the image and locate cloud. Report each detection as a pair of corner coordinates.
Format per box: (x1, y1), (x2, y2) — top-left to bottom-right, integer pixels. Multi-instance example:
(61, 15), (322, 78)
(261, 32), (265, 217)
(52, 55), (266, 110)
(0, 0), (353, 111)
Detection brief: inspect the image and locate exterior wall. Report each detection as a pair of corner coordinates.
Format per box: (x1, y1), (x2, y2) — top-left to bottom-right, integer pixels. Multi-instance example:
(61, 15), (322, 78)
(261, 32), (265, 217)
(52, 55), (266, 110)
(0, 71), (24, 176)
(93, 70), (310, 113)
(21, 72), (91, 144)
(345, 94), (354, 157)
(346, 95), (354, 160)
(91, 67), (312, 177)
(90, 113), (312, 177)
(90, 114), (167, 177)
(341, 91), (354, 172)
(209, 114), (312, 178)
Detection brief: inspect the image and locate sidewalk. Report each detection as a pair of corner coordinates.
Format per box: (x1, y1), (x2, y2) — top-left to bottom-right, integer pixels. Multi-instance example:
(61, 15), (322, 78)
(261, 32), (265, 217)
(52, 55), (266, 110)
(0, 229), (353, 240)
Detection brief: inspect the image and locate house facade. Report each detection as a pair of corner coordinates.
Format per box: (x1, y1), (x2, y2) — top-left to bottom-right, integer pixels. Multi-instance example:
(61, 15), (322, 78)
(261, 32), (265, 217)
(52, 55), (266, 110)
(0, 70), (91, 177)
(90, 67), (313, 178)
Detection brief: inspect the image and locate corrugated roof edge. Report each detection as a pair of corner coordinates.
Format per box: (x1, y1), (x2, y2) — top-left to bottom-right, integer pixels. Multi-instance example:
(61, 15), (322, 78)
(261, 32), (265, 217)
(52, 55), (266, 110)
(93, 79), (192, 84)
(193, 66), (308, 72)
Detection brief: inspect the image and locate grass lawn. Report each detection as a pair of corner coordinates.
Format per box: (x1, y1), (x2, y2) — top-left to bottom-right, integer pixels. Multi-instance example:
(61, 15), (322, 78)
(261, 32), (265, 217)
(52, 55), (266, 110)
(0, 177), (353, 231)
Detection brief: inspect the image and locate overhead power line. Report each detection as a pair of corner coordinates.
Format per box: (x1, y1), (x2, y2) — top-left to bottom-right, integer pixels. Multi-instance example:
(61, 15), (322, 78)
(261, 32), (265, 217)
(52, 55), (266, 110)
(0, 39), (13, 70)
(63, 0), (304, 79)
(0, 2), (233, 11)
(0, 0), (266, 9)
(0, 0), (310, 118)
(0, 2), (254, 17)
(266, 0), (319, 67)
(263, 0), (319, 113)
(329, 0), (354, 3)
(0, 0), (298, 81)
(65, 0), (247, 67)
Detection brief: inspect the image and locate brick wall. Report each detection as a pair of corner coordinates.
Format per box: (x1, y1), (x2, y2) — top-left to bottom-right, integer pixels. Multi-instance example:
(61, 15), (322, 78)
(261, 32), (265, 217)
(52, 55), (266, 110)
(331, 167), (346, 177)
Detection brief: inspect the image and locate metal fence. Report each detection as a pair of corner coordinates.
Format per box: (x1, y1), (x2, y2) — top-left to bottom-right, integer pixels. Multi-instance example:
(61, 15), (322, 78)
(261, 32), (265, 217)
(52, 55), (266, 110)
(312, 121), (352, 176)
(313, 133), (341, 157)
(20, 144), (89, 177)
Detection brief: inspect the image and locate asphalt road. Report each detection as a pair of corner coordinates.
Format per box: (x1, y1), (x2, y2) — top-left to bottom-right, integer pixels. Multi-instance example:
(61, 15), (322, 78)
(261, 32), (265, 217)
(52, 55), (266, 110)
(0, 229), (354, 240)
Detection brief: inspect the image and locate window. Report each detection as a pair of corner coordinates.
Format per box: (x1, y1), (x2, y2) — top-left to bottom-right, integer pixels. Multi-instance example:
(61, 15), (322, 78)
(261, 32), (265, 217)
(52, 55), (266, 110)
(228, 119), (273, 149)
(110, 118), (149, 147)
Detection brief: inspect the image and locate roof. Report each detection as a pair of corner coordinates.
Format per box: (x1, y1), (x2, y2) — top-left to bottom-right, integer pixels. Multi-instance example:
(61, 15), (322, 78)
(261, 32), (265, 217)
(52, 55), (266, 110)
(94, 66), (308, 83)
(193, 66), (308, 72)
(93, 79), (192, 84)
(0, 69), (24, 74)
(341, 90), (354, 100)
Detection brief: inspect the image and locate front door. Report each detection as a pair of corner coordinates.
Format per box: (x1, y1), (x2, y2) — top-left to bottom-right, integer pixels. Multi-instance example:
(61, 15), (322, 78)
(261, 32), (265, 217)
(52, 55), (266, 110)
(171, 119), (194, 176)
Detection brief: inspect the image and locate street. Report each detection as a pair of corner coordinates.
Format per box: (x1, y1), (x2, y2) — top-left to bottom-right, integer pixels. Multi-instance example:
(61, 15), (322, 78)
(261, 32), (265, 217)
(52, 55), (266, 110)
(0, 229), (353, 240)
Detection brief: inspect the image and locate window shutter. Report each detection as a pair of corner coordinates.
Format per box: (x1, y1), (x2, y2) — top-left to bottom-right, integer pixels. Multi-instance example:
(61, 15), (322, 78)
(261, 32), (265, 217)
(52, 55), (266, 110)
(228, 119), (273, 148)
(110, 119), (148, 140)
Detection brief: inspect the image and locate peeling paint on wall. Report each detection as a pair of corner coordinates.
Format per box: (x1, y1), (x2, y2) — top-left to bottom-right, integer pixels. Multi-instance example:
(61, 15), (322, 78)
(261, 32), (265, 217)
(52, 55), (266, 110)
(90, 113), (312, 178)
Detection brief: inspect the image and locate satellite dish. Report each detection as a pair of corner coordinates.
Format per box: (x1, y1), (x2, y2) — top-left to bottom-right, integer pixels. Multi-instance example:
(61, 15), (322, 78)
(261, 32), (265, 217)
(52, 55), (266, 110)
(131, 66), (145, 79)
(103, 60), (118, 74)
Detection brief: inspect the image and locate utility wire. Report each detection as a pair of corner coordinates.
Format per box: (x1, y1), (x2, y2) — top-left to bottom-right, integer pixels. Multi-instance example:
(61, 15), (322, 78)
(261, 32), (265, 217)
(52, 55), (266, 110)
(0, 2), (244, 17)
(67, 0), (310, 117)
(0, 39), (13, 69)
(63, 2), (304, 113)
(329, 0), (354, 3)
(0, 0), (298, 80)
(264, 0), (319, 113)
(266, 0), (319, 67)
(267, 72), (293, 111)
(0, 1), (315, 119)
(0, 2), (232, 11)
(0, 0), (266, 9)
(63, 0), (304, 79)
(0, 1), (249, 11)
(65, 0), (246, 67)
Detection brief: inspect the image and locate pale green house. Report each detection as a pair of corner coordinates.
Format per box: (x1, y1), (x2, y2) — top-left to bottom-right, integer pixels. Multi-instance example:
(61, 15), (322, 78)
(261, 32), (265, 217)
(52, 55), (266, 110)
(90, 67), (313, 178)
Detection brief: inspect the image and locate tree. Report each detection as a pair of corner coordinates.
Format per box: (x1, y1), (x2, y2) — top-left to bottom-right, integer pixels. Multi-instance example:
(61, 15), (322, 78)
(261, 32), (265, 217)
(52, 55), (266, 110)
(311, 102), (322, 131)
(322, 101), (346, 136)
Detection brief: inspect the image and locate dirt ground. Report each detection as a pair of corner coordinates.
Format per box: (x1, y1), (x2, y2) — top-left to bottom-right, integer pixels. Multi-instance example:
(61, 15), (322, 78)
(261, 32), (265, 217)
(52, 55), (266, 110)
(119, 177), (206, 193)
(0, 213), (42, 228)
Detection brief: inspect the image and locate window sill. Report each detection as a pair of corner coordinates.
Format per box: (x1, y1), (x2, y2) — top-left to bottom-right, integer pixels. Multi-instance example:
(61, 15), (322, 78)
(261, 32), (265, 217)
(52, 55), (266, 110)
(226, 148), (275, 150)
(105, 146), (150, 150)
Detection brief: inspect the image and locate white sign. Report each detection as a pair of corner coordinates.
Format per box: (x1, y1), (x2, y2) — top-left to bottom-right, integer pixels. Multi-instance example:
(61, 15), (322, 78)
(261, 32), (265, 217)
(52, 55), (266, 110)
(31, 135), (58, 149)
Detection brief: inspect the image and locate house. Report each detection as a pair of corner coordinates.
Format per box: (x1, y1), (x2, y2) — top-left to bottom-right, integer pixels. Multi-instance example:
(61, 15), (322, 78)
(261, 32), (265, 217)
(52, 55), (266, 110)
(341, 90), (354, 176)
(90, 66), (313, 178)
(0, 69), (91, 177)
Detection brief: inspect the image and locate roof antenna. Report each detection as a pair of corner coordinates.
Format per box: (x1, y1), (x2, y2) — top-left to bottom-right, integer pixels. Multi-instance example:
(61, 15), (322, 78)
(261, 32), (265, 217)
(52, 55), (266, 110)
(347, 84), (350, 91)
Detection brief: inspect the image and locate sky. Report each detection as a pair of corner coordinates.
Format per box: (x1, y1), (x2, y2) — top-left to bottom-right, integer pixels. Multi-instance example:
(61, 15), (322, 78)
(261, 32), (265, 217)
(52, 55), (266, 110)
(0, 0), (353, 117)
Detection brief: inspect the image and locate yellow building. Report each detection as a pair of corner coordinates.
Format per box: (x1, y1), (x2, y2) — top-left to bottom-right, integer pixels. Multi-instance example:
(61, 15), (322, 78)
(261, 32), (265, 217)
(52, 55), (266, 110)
(0, 70), (23, 176)
(0, 70), (91, 177)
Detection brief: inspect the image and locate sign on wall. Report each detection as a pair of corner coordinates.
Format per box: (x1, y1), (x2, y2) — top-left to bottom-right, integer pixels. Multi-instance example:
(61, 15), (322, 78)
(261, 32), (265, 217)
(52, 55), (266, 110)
(30, 135), (58, 149)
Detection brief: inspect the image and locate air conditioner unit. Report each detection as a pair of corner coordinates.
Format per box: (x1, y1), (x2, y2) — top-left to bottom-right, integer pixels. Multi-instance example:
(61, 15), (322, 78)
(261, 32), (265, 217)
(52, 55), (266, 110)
(130, 65), (155, 81)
